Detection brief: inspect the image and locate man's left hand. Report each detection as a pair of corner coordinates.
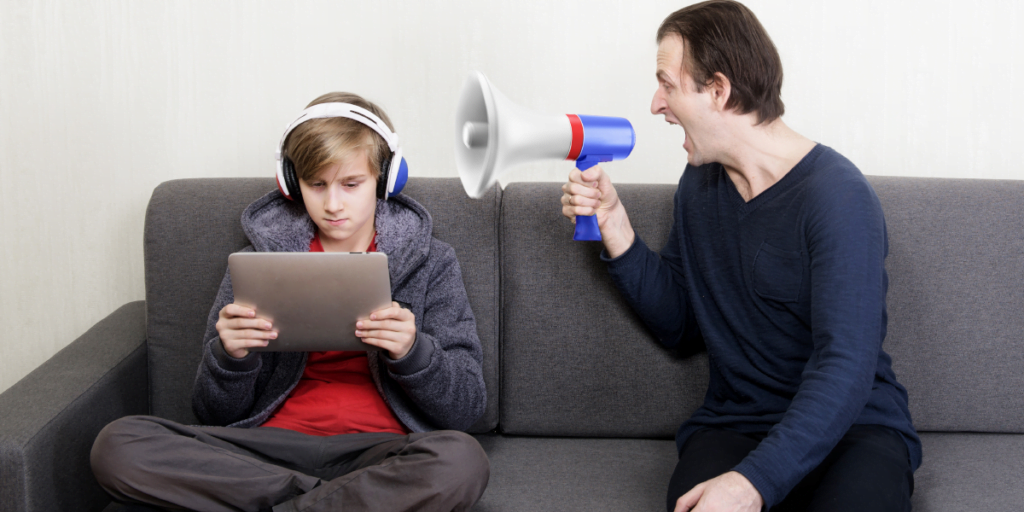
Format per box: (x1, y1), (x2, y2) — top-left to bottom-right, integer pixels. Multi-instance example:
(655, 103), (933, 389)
(356, 302), (417, 360)
(674, 471), (763, 512)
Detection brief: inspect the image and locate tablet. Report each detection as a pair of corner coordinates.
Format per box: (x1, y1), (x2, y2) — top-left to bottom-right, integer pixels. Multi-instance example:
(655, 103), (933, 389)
(228, 252), (392, 351)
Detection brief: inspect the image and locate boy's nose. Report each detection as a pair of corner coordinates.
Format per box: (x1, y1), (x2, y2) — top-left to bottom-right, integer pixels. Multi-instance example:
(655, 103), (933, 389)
(325, 189), (344, 212)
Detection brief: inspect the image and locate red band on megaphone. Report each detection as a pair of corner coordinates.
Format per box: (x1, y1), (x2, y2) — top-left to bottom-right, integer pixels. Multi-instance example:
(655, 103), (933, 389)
(566, 114), (584, 161)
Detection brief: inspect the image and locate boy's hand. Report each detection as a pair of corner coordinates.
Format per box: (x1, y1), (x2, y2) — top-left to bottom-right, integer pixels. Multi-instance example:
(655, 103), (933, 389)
(357, 302), (417, 360)
(216, 303), (276, 359)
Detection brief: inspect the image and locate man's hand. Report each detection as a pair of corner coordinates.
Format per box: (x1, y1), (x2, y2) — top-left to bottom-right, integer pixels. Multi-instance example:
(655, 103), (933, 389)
(356, 301), (417, 360)
(674, 472), (763, 512)
(216, 303), (276, 359)
(561, 164), (635, 257)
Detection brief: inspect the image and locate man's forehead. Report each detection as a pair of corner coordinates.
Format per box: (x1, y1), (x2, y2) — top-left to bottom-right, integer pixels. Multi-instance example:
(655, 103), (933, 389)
(656, 34), (685, 77)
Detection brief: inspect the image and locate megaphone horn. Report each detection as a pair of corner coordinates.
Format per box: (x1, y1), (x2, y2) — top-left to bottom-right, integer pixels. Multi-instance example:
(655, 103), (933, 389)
(454, 71), (636, 241)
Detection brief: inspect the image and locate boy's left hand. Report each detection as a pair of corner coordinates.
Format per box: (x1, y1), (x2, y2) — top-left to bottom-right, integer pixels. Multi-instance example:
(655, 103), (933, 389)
(356, 301), (417, 360)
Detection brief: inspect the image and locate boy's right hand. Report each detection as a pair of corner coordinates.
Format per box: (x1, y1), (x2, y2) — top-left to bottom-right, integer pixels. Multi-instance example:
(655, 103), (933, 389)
(216, 303), (276, 359)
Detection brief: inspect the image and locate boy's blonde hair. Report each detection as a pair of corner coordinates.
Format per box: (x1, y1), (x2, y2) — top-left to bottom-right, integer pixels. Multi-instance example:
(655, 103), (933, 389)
(284, 92), (394, 183)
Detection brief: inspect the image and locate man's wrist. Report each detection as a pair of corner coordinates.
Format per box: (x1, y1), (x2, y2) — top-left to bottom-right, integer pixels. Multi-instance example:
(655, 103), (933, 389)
(601, 204), (635, 258)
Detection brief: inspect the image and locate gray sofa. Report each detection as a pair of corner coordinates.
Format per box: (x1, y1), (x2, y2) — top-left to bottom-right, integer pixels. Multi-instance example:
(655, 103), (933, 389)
(1, 176), (1022, 512)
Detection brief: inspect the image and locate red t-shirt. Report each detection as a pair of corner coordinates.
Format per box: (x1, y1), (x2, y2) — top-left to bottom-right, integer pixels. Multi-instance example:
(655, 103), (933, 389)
(261, 232), (408, 436)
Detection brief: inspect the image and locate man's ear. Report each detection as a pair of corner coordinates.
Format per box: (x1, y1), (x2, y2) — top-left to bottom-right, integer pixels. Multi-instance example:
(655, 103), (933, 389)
(709, 72), (732, 112)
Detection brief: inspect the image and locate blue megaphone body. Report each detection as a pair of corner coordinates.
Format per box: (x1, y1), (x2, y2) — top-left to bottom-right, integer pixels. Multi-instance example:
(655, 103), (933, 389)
(565, 114), (636, 240)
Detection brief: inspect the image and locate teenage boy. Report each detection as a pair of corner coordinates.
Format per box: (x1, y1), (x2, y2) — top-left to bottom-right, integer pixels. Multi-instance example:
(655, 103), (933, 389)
(562, 2), (918, 511)
(91, 92), (489, 512)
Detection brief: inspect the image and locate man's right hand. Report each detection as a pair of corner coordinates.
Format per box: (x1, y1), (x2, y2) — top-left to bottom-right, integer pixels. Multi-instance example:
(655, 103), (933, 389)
(215, 303), (276, 359)
(561, 164), (636, 258)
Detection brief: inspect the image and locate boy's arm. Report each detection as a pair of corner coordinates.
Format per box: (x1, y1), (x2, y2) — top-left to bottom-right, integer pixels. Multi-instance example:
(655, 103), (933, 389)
(382, 242), (486, 432)
(192, 261), (264, 426)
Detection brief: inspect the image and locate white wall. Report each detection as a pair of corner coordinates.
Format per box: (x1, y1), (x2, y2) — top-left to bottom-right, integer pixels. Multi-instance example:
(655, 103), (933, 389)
(1, 0), (1022, 393)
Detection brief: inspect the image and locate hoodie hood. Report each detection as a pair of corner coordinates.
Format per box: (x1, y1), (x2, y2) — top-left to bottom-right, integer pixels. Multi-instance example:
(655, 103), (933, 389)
(240, 189), (434, 288)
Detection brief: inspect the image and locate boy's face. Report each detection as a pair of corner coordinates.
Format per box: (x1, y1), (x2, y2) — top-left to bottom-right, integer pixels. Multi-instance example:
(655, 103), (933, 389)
(298, 149), (378, 252)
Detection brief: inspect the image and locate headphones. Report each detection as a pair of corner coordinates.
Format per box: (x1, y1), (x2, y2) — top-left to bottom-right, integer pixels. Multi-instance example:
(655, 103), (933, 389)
(275, 102), (409, 202)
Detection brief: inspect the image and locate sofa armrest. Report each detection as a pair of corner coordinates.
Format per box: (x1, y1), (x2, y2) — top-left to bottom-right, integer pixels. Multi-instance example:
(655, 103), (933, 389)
(0, 301), (148, 512)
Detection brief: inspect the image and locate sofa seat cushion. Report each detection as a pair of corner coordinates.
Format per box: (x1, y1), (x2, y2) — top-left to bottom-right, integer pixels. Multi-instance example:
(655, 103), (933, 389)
(471, 432), (1024, 512)
(471, 435), (678, 511)
(912, 432), (1024, 512)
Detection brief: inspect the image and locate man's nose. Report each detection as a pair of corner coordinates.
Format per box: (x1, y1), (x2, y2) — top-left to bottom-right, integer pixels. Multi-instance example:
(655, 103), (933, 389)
(651, 88), (666, 116)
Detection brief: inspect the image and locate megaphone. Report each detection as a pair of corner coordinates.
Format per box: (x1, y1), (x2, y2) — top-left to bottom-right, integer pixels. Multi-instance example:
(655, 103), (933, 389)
(454, 71), (635, 241)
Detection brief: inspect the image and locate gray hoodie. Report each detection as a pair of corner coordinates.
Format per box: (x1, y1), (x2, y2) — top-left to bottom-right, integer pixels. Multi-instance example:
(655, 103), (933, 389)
(191, 190), (485, 432)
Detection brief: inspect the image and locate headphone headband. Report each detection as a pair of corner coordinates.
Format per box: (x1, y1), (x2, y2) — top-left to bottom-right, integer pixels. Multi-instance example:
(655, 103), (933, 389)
(275, 102), (407, 200)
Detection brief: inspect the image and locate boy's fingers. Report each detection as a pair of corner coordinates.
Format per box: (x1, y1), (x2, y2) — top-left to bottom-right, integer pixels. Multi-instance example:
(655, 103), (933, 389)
(222, 303), (256, 319)
(225, 318), (273, 331)
(359, 336), (395, 351)
(236, 329), (277, 340)
(356, 321), (402, 337)
(368, 306), (411, 322)
(238, 338), (271, 348)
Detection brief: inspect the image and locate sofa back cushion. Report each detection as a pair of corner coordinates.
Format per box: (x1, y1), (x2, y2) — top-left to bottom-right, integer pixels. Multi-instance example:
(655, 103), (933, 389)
(144, 178), (501, 433)
(499, 177), (1024, 438)
(499, 182), (708, 438)
(870, 176), (1024, 433)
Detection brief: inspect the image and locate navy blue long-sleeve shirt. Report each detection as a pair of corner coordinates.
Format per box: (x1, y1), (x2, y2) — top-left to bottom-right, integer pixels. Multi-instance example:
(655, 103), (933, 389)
(604, 144), (920, 508)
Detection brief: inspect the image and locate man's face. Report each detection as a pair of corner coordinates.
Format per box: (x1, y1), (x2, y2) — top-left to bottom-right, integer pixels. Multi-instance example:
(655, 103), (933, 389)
(298, 149), (378, 252)
(651, 34), (720, 167)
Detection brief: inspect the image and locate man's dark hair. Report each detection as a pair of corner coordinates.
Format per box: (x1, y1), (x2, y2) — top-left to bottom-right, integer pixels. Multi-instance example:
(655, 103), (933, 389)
(657, 0), (784, 124)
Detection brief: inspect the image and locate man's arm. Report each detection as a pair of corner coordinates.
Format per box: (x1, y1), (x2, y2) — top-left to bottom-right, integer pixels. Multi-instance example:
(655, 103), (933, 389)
(563, 166), (700, 350)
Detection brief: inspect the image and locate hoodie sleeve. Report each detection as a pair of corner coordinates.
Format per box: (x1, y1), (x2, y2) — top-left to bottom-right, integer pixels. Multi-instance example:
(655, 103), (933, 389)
(383, 242), (486, 431)
(192, 253), (264, 426)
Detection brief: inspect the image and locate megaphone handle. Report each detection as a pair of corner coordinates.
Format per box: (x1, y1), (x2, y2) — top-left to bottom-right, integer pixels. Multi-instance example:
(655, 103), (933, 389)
(573, 156), (609, 241)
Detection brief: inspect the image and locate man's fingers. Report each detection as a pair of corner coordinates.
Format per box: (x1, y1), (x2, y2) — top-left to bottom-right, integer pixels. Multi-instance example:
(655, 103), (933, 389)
(674, 483), (705, 512)
(563, 204), (597, 218)
(567, 181), (601, 200)
(580, 165), (605, 186)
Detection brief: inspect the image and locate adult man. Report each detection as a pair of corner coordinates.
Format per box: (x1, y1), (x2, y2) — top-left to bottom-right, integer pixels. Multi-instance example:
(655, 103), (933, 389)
(561, 2), (919, 511)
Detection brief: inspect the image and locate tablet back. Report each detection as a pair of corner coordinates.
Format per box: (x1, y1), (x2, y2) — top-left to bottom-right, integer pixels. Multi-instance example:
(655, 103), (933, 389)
(228, 252), (392, 351)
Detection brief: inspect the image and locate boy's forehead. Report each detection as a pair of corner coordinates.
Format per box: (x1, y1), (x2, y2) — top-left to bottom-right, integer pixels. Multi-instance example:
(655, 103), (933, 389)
(313, 150), (376, 181)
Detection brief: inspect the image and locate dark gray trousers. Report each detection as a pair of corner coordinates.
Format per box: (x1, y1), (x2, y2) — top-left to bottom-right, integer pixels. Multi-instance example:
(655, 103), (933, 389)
(91, 415), (489, 512)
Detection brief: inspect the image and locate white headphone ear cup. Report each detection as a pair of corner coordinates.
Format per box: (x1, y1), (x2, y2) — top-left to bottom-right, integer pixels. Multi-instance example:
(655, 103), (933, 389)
(385, 148), (404, 198)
